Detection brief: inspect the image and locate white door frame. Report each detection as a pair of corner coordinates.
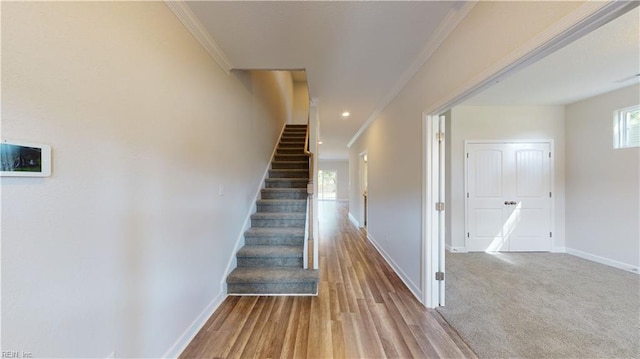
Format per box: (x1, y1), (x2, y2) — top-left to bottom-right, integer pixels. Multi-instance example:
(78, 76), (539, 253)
(422, 114), (445, 308)
(358, 150), (368, 228)
(418, 1), (632, 308)
(464, 139), (555, 252)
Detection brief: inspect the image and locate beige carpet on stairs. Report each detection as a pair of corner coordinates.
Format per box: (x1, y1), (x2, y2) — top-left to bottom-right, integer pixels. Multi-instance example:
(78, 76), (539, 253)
(436, 252), (640, 359)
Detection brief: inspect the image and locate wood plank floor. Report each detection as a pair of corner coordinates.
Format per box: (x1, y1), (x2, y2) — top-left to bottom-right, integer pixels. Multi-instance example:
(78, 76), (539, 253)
(180, 201), (476, 358)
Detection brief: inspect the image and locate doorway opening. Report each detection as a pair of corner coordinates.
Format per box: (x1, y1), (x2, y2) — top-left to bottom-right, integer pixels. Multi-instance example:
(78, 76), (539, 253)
(318, 170), (337, 200)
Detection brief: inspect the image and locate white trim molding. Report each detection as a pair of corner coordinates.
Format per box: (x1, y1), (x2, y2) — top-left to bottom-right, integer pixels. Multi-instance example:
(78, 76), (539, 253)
(425, 1), (637, 116)
(566, 248), (640, 274)
(367, 233), (423, 303)
(164, 0), (233, 74)
(347, 1), (477, 148)
(348, 212), (360, 228)
(163, 292), (226, 358)
(446, 245), (468, 253)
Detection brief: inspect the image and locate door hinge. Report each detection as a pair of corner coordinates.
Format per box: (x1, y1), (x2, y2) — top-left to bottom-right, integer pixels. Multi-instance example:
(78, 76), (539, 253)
(549, 152), (551, 158)
(549, 192), (552, 198)
(550, 232), (553, 238)
(467, 192), (469, 198)
(435, 202), (445, 211)
(466, 153), (469, 159)
(467, 232), (470, 238)
(435, 272), (445, 281)
(436, 132), (444, 142)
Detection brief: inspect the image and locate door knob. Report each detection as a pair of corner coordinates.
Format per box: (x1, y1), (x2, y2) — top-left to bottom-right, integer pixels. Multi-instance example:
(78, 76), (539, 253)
(510, 201), (517, 205)
(504, 201), (509, 205)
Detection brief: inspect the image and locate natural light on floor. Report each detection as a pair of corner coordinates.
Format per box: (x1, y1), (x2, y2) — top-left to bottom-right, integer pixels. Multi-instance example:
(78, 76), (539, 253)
(485, 202), (521, 265)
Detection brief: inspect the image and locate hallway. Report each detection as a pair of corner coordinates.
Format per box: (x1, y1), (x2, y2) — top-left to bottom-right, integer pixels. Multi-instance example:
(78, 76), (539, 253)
(180, 201), (475, 358)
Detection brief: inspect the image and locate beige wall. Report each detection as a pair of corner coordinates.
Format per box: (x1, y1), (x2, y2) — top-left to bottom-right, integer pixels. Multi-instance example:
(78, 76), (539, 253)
(318, 160), (349, 201)
(1, 2), (290, 357)
(348, 1), (583, 299)
(445, 106), (566, 251)
(292, 81), (310, 125)
(565, 84), (640, 269)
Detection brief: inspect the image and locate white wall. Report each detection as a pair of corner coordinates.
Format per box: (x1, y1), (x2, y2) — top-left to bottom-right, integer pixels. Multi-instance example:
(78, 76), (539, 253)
(1, 2), (291, 357)
(348, 1), (583, 300)
(446, 106), (566, 252)
(292, 82), (310, 125)
(565, 84), (640, 270)
(318, 160), (349, 201)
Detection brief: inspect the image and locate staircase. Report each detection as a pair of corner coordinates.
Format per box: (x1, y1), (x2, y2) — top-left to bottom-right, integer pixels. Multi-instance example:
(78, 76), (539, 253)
(226, 124), (319, 295)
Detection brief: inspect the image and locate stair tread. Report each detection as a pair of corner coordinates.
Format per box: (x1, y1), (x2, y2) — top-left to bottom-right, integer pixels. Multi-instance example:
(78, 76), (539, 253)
(251, 212), (306, 219)
(238, 245), (303, 257)
(227, 267), (319, 284)
(270, 169), (309, 172)
(257, 199), (307, 204)
(262, 188), (307, 192)
(245, 227), (304, 236)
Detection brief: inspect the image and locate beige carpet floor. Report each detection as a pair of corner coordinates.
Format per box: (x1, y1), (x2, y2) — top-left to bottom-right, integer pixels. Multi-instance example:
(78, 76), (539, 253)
(436, 252), (640, 359)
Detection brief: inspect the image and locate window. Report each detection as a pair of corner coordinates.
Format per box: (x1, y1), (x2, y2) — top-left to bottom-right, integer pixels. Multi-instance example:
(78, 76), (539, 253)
(318, 170), (337, 200)
(614, 105), (640, 148)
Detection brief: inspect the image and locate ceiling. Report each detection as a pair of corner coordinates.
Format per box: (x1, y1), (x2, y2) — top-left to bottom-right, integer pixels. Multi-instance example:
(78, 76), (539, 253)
(184, 1), (469, 160)
(463, 6), (640, 106)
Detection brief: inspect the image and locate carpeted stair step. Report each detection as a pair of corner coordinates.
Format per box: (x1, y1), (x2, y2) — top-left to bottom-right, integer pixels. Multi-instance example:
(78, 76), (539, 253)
(277, 147), (305, 154)
(227, 267), (319, 295)
(261, 188), (308, 200)
(265, 178), (308, 188)
(272, 161), (309, 170)
(279, 142), (305, 148)
(244, 227), (304, 246)
(237, 245), (303, 267)
(251, 212), (306, 228)
(269, 169), (309, 178)
(280, 137), (306, 143)
(275, 154), (308, 162)
(256, 199), (306, 212)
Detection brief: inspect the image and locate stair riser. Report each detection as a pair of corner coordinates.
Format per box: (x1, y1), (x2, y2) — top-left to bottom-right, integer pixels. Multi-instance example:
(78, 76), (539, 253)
(280, 137), (306, 142)
(279, 143), (305, 148)
(265, 180), (307, 189)
(228, 283), (317, 295)
(261, 191), (307, 200)
(251, 218), (305, 228)
(237, 257), (303, 267)
(275, 155), (308, 162)
(272, 162), (308, 170)
(277, 148), (305, 154)
(269, 170), (309, 178)
(257, 203), (306, 213)
(244, 236), (304, 246)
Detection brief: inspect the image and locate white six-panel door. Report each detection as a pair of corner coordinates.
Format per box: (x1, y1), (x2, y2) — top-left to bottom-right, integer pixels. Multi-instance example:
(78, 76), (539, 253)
(466, 142), (552, 252)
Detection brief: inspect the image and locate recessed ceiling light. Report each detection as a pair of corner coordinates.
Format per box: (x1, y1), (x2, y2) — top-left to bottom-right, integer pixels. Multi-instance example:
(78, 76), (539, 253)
(342, 112), (350, 117)
(318, 141), (323, 145)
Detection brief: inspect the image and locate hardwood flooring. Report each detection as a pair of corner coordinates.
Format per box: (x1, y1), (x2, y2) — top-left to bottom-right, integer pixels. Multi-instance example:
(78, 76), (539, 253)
(180, 201), (476, 358)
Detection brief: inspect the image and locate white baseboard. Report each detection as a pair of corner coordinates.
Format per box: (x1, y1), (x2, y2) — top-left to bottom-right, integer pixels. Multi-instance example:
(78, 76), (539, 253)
(551, 246), (566, 253)
(348, 212), (360, 228)
(566, 247), (639, 274)
(163, 292), (226, 358)
(446, 245), (467, 253)
(366, 233), (423, 302)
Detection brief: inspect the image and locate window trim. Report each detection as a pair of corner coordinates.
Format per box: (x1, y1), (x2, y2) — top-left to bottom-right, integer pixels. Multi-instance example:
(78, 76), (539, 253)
(613, 104), (640, 149)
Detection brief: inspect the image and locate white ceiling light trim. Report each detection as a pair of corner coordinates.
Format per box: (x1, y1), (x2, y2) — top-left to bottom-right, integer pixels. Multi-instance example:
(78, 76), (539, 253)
(164, 0), (233, 74)
(347, 1), (477, 148)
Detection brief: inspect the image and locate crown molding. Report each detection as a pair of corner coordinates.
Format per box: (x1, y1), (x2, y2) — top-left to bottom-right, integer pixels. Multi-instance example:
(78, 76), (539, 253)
(347, 1), (477, 148)
(164, 0), (233, 74)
